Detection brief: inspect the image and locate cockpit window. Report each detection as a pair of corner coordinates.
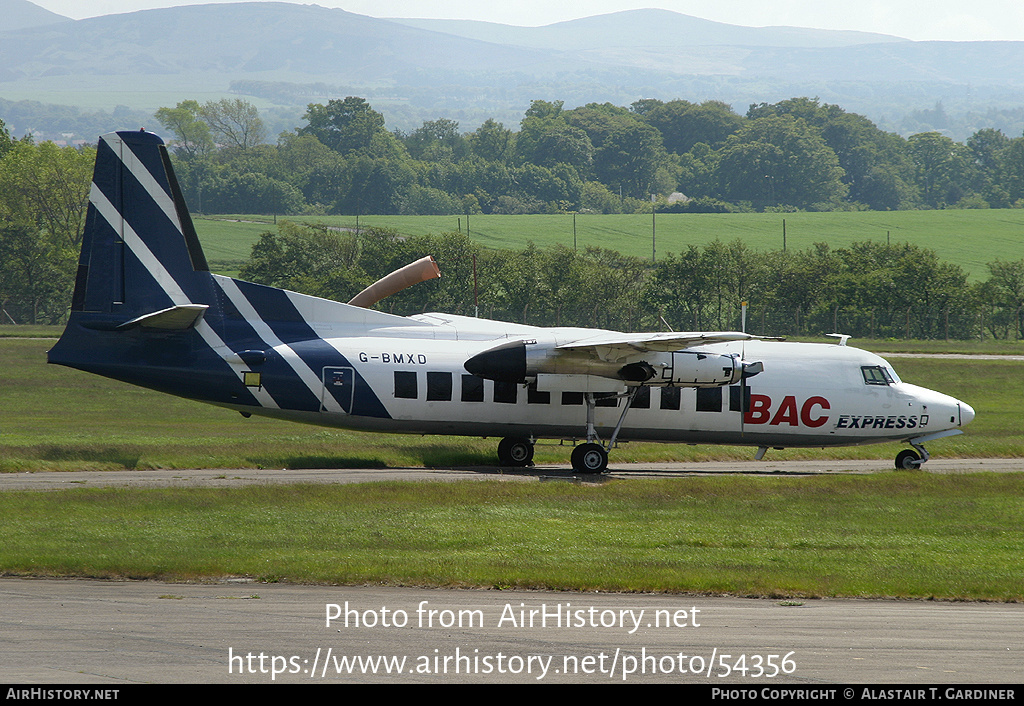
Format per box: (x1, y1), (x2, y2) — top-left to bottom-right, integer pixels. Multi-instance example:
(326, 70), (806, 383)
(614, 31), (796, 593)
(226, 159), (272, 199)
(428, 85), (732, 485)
(862, 365), (895, 386)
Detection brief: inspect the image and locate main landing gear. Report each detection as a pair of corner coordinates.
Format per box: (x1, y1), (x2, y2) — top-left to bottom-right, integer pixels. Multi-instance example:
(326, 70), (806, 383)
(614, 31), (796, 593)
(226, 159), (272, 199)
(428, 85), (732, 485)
(497, 436), (534, 467)
(494, 388), (640, 474)
(571, 443), (608, 473)
(570, 388), (639, 474)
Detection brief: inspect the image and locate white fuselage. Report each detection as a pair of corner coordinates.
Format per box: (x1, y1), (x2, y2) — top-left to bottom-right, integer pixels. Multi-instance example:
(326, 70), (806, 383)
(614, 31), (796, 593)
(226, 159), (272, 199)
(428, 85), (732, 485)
(250, 312), (973, 450)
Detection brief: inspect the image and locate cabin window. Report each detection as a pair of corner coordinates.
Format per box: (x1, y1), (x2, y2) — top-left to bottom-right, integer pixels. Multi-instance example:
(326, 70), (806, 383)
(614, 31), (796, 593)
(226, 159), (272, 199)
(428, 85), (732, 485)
(729, 385), (750, 412)
(394, 371), (417, 399)
(561, 391), (584, 405)
(696, 387), (722, 412)
(660, 386), (681, 410)
(427, 372), (452, 401)
(494, 381), (518, 404)
(527, 384), (550, 404)
(862, 366), (895, 386)
(632, 386), (651, 409)
(461, 374), (484, 402)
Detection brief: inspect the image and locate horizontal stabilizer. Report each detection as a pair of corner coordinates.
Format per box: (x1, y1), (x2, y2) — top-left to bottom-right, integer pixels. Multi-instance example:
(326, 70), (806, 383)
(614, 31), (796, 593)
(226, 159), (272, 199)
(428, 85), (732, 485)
(115, 304), (209, 331)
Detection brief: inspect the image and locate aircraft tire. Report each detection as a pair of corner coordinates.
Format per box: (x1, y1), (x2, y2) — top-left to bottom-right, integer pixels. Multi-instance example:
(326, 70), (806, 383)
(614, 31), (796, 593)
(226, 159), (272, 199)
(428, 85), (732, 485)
(571, 443), (608, 474)
(497, 437), (534, 467)
(895, 449), (922, 470)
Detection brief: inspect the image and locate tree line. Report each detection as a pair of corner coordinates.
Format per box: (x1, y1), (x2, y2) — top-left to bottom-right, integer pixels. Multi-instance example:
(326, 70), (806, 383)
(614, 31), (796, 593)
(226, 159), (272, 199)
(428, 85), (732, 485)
(154, 95), (1024, 217)
(1, 105), (1023, 338)
(0, 119), (93, 324)
(240, 223), (1024, 341)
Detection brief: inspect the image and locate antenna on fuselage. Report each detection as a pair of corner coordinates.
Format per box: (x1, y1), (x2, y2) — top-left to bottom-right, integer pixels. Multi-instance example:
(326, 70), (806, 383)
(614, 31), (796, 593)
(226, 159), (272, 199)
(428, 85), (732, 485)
(826, 333), (851, 346)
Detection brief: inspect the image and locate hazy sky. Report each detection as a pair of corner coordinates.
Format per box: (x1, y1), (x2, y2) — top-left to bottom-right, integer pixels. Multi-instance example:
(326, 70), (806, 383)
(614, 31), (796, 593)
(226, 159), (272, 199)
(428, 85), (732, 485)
(28, 0), (1024, 42)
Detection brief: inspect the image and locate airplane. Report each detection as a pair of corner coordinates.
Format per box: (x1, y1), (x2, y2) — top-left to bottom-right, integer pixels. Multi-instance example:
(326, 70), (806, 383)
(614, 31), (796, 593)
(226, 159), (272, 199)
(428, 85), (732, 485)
(48, 130), (975, 473)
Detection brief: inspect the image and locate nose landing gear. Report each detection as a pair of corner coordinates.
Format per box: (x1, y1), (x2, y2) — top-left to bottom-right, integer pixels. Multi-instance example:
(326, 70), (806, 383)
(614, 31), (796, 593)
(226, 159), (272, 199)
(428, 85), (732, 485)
(894, 429), (964, 470)
(895, 448), (923, 470)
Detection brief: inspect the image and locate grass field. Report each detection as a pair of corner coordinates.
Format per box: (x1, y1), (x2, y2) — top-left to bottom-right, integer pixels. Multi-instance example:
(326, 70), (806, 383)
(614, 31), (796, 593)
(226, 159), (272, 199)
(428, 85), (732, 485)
(2, 474), (1023, 599)
(194, 210), (1024, 281)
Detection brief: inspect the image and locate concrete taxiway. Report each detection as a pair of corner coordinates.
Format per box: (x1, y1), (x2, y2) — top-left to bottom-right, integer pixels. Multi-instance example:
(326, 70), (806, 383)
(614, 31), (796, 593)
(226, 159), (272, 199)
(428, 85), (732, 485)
(1, 458), (1021, 491)
(3, 461), (1021, 684)
(1, 578), (1021, 684)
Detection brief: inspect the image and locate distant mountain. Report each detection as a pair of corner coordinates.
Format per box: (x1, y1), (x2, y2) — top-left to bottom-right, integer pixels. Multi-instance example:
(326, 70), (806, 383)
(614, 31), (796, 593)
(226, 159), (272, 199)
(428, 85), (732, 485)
(395, 9), (908, 50)
(2, 1), (1024, 141)
(0, 2), (553, 83)
(0, 0), (70, 32)
(1, 3), (1017, 88)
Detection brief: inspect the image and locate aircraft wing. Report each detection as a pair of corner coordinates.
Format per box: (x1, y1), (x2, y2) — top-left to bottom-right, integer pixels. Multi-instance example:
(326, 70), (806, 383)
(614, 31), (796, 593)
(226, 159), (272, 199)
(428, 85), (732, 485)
(465, 331), (768, 383)
(555, 331), (758, 361)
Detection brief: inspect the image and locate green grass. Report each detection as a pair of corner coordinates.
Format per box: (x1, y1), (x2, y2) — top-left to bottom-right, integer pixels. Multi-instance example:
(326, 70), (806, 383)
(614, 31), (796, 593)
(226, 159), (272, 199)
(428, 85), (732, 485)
(194, 210), (1024, 281)
(833, 337), (1024, 354)
(1, 474), (1022, 599)
(191, 215), (282, 275)
(0, 325), (64, 338)
(1, 337), (1020, 472)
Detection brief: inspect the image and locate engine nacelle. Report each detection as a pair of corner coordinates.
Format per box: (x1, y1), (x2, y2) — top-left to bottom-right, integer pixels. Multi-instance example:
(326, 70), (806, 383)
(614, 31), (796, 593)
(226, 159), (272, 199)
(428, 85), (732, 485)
(658, 350), (743, 387)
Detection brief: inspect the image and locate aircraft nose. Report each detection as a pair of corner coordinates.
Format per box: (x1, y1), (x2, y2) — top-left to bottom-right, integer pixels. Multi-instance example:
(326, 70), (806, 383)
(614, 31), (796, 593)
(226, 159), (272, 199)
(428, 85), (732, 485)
(959, 401), (975, 427)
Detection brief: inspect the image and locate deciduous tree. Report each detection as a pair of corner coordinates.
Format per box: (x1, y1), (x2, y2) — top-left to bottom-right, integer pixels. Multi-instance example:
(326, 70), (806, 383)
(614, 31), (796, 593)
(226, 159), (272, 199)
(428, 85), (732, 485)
(199, 98), (266, 150)
(154, 100), (214, 158)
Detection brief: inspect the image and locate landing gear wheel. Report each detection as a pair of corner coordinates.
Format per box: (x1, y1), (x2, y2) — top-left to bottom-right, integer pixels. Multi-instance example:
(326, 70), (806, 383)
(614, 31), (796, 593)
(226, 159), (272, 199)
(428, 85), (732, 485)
(497, 437), (534, 467)
(571, 443), (608, 474)
(895, 449), (922, 470)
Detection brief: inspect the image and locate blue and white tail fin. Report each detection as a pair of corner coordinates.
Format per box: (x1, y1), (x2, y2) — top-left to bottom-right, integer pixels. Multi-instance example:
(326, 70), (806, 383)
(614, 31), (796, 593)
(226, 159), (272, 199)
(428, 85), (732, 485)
(49, 129), (241, 395)
(69, 129), (213, 323)
(49, 129), (394, 419)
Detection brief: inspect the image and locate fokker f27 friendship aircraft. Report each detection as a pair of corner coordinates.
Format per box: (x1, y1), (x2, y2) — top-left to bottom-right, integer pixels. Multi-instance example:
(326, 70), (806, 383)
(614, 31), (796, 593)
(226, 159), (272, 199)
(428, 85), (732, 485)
(49, 130), (975, 473)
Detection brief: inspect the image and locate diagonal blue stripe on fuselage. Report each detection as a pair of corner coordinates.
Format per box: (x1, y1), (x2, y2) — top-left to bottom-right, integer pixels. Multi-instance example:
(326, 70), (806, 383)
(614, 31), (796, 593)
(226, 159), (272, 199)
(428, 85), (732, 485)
(229, 279), (391, 418)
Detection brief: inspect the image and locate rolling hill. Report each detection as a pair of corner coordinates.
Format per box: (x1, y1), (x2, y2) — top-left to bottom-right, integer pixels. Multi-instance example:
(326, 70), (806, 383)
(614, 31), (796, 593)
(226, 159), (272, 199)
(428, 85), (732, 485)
(0, 2), (552, 83)
(0, 0), (69, 32)
(394, 9), (907, 51)
(2, 1), (1023, 139)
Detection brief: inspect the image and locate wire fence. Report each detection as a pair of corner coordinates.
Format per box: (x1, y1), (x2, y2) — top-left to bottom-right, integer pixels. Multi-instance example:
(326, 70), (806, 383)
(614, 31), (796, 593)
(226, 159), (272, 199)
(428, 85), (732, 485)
(740, 305), (1023, 341)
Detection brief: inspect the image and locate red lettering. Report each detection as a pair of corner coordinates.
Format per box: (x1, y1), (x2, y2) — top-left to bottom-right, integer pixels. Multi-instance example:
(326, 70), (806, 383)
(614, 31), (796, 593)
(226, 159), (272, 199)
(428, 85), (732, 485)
(770, 395), (799, 426)
(744, 394), (772, 424)
(744, 394), (832, 427)
(800, 396), (830, 427)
